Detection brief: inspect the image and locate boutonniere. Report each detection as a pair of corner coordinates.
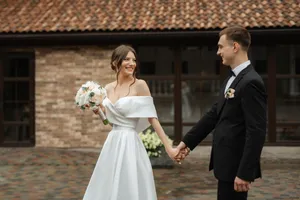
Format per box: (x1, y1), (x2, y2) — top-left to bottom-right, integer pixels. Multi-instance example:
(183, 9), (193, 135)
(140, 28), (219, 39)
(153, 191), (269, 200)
(225, 88), (235, 99)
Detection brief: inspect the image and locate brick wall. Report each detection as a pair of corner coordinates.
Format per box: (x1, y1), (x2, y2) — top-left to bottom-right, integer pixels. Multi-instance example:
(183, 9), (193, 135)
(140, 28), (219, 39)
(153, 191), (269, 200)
(35, 46), (115, 147)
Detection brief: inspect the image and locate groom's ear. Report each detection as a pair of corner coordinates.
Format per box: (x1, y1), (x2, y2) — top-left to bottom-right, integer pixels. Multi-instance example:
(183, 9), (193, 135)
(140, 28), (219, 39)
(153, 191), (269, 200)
(233, 42), (240, 53)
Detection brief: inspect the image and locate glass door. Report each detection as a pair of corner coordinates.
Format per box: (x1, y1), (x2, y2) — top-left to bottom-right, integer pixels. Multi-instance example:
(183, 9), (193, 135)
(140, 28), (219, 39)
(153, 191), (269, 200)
(137, 46), (176, 139)
(275, 45), (300, 142)
(180, 46), (225, 142)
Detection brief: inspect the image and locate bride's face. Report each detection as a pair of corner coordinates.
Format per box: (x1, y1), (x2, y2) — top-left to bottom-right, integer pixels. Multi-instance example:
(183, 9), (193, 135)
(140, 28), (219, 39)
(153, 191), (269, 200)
(119, 51), (136, 76)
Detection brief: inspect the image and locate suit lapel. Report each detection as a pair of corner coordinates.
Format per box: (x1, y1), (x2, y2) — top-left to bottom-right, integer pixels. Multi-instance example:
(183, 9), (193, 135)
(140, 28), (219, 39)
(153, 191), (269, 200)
(217, 64), (253, 116)
(217, 76), (230, 114)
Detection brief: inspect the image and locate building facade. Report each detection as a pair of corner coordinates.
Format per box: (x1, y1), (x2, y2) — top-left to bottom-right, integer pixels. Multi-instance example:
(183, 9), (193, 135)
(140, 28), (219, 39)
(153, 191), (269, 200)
(0, 0), (300, 147)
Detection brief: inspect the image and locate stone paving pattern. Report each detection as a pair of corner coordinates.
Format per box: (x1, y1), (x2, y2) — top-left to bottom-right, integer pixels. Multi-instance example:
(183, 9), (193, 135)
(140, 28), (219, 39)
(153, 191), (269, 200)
(0, 147), (299, 200)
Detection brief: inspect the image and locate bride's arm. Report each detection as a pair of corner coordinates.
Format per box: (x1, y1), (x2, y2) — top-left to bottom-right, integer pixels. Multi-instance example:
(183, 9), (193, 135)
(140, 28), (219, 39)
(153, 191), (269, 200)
(137, 80), (180, 160)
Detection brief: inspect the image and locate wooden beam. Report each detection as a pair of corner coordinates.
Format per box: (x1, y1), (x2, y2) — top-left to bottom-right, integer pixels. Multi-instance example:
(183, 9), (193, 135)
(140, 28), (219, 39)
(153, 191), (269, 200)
(267, 46), (277, 142)
(174, 47), (182, 144)
(29, 53), (36, 145)
(0, 53), (4, 144)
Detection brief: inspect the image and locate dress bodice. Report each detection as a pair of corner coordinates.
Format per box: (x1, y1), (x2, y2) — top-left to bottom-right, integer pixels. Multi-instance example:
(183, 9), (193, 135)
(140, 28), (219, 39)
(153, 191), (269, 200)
(102, 96), (158, 133)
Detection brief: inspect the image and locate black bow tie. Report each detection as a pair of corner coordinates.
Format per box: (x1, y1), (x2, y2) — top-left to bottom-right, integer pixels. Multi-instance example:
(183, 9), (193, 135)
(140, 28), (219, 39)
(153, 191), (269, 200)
(229, 70), (236, 77)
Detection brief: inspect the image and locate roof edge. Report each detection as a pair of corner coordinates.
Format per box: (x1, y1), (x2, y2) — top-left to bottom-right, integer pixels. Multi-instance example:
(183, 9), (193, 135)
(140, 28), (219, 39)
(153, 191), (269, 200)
(0, 28), (299, 46)
(1, 27), (300, 38)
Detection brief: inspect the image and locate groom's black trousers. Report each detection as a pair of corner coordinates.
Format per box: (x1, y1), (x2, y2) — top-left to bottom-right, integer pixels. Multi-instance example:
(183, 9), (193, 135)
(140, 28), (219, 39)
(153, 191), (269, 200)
(217, 180), (248, 200)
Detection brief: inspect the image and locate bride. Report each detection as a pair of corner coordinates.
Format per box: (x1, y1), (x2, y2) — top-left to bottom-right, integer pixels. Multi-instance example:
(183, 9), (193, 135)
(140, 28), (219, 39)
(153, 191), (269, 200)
(83, 45), (180, 200)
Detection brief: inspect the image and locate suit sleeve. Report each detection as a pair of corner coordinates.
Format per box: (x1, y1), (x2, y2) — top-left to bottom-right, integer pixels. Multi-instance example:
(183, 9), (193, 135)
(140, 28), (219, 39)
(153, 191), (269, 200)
(237, 80), (267, 181)
(182, 102), (219, 150)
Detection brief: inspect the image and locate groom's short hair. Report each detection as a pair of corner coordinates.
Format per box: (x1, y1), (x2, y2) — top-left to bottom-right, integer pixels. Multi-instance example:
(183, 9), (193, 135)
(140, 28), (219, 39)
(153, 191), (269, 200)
(219, 25), (251, 51)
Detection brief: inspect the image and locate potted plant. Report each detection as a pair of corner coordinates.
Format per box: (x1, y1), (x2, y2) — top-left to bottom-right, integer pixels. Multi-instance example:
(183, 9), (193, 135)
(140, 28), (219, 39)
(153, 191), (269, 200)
(139, 128), (174, 168)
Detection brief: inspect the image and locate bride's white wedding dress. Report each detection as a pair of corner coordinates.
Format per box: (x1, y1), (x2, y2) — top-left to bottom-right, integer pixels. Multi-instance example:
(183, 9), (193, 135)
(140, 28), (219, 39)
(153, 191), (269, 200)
(83, 96), (158, 200)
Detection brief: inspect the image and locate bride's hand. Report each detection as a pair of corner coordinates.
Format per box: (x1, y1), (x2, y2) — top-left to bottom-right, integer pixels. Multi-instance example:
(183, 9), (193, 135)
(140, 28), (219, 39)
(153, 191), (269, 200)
(93, 104), (105, 115)
(99, 103), (105, 113)
(166, 147), (181, 162)
(92, 107), (99, 115)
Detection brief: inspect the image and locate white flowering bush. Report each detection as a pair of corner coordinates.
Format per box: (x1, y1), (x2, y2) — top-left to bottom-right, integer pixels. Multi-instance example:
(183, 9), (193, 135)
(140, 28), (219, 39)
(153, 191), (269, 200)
(139, 128), (173, 158)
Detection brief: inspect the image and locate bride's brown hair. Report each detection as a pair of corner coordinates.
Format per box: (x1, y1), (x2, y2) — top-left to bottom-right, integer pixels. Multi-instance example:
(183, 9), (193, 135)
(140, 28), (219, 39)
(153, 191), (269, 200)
(110, 45), (138, 96)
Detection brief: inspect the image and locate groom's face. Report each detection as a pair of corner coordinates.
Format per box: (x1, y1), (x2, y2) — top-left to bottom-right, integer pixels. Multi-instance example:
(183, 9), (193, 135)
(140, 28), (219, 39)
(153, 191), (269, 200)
(217, 35), (235, 66)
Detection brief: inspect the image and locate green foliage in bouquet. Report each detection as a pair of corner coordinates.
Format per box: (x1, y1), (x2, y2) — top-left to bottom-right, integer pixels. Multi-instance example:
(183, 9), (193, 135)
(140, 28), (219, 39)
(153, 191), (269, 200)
(139, 128), (173, 158)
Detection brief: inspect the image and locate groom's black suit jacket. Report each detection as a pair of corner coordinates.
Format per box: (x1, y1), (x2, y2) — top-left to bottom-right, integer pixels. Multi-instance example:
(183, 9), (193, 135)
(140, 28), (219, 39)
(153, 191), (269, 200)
(183, 65), (267, 182)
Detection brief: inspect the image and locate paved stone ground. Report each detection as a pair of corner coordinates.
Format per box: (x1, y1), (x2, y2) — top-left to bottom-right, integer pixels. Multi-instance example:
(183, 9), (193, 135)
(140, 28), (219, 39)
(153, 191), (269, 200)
(0, 147), (299, 200)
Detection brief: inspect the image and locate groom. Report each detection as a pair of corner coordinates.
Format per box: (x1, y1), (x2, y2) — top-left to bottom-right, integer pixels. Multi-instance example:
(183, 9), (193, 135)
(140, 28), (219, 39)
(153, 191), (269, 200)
(176, 25), (267, 200)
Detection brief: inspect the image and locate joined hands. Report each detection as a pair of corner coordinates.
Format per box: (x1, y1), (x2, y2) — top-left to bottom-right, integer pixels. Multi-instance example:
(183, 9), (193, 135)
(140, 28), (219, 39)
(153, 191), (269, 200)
(166, 142), (191, 164)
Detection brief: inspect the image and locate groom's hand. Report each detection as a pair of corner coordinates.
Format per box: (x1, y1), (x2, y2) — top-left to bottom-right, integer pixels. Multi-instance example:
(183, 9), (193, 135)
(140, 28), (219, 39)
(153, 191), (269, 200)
(174, 142), (190, 163)
(234, 177), (250, 192)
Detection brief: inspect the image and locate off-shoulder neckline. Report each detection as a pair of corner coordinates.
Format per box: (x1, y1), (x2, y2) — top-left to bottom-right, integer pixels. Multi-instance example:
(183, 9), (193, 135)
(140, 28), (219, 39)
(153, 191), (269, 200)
(106, 96), (152, 106)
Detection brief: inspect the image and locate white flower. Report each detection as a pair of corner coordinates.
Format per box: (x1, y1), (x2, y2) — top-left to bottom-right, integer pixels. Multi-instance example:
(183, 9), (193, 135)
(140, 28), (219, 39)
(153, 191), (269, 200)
(75, 81), (107, 106)
(139, 128), (173, 158)
(225, 88), (235, 99)
(75, 81), (107, 111)
(79, 94), (87, 107)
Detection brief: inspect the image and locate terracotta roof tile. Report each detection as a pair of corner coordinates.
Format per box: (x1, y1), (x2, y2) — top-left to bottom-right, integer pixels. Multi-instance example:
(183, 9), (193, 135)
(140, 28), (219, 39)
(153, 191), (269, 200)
(0, 0), (299, 33)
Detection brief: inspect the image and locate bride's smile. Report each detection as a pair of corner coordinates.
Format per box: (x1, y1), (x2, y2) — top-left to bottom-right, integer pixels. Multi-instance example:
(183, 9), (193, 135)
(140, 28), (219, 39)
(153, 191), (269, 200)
(120, 51), (136, 76)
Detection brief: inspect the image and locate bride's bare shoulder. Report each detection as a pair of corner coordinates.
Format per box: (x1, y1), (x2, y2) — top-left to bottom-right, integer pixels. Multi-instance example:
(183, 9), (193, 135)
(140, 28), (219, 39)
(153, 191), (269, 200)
(136, 79), (151, 96)
(105, 81), (116, 92)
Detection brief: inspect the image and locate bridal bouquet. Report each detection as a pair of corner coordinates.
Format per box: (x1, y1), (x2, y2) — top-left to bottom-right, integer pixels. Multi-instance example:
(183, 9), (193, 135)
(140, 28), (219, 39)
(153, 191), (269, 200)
(139, 128), (173, 158)
(75, 81), (109, 125)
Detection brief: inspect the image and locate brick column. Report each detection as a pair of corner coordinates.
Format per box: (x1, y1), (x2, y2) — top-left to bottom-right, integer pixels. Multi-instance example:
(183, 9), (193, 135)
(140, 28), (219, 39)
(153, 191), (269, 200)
(35, 46), (115, 147)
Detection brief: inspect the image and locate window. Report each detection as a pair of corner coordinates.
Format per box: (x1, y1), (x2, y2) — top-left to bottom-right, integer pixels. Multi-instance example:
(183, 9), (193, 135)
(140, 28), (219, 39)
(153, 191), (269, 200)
(139, 62), (156, 75)
(0, 52), (35, 147)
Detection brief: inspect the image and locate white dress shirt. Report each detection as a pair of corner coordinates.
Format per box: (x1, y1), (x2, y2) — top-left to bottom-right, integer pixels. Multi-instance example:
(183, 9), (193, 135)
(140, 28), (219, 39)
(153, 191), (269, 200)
(224, 60), (251, 93)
